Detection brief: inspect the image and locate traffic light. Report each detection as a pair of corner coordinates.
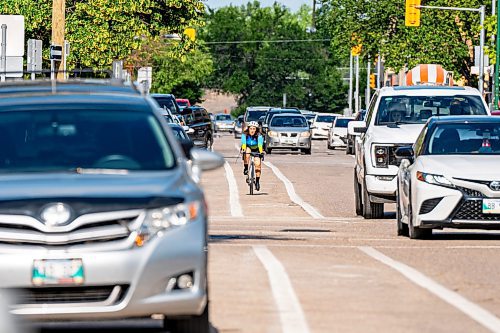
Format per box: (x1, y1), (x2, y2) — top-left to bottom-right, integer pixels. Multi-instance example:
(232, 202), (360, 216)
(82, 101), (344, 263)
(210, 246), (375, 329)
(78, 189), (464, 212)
(405, 0), (421, 27)
(370, 74), (376, 89)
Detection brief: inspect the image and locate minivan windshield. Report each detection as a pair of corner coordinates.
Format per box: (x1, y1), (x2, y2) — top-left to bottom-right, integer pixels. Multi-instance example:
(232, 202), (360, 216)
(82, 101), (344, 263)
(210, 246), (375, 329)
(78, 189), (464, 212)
(426, 123), (500, 155)
(152, 96), (180, 115)
(271, 116), (307, 127)
(375, 95), (487, 126)
(0, 110), (175, 173)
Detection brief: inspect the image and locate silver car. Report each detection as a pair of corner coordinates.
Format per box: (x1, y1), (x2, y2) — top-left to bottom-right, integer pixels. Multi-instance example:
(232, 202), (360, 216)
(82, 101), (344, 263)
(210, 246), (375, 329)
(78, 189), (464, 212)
(214, 113), (234, 133)
(0, 81), (224, 333)
(264, 113), (312, 154)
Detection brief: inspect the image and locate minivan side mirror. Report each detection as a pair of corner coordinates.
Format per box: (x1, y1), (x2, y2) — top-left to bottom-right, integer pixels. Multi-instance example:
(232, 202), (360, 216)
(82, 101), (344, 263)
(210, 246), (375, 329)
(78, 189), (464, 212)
(348, 121), (367, 136)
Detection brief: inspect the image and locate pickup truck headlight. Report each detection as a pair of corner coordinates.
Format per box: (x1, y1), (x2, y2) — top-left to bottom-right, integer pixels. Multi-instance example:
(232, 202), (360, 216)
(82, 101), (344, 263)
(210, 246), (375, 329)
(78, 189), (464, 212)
(135, 201), (201, 246)
(373, 145), (389, 168)
(416, 171), (454, 188)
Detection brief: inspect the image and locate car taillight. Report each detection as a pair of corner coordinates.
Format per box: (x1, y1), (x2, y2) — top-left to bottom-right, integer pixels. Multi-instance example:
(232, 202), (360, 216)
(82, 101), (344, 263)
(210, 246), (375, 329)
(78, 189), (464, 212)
(374, 146), (389, 168)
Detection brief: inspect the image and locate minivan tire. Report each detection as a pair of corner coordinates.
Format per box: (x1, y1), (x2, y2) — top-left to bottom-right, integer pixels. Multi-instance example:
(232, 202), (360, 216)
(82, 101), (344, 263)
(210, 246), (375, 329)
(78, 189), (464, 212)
(164, 304), (209, 333)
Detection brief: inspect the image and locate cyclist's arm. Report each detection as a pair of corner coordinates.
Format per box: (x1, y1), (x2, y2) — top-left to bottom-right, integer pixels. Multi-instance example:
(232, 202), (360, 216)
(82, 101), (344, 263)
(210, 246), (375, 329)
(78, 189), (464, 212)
(241, 133), (247, 151)
(258, 134), (264, 154)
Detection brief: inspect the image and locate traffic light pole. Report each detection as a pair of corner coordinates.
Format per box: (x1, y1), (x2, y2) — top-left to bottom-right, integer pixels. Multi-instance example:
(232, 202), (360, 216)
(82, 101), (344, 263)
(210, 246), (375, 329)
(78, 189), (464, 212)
(416, 5), (485, 94)
(366, 55), (371, 107)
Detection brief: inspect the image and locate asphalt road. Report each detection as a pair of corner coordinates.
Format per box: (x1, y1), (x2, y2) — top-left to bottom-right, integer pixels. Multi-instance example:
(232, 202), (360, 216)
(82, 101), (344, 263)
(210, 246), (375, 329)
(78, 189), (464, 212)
(33, 133), (500, 332)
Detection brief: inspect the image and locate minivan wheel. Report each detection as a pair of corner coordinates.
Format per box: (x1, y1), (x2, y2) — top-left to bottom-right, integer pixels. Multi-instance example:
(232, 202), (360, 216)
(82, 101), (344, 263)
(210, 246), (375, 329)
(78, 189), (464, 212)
(164, 304), (209, 333)
(362, 180), (384, 219)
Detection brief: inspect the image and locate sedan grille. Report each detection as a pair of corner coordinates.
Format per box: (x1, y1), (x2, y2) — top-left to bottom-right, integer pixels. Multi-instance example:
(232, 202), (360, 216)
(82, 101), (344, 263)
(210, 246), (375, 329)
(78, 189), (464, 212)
(419, 198), (443, 214)
(15, 285), (128, 305)
(457, 186), (484, 198)
(452, 200), (500, 221)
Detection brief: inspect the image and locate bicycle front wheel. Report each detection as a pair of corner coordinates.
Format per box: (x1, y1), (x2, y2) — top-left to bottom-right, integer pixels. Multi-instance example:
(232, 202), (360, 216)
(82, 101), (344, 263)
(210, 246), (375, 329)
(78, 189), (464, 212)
(249, 162), (255, 195)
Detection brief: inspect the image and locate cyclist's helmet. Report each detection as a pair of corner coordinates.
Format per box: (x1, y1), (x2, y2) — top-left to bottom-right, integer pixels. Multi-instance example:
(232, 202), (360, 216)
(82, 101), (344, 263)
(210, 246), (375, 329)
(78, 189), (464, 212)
(247, 121), (259, 128)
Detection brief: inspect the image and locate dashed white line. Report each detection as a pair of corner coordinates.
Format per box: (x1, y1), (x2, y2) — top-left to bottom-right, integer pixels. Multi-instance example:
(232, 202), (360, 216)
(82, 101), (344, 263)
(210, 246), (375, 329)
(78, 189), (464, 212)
(263, 161), (324, 219)
(359, 246), (500, 333)
(223, 162), (244, 218)
(253, 245), (311, 333)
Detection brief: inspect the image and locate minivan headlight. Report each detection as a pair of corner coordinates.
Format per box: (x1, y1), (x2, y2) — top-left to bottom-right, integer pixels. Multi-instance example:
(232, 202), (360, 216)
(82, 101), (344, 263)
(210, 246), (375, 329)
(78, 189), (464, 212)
(136, 201), (201, 246)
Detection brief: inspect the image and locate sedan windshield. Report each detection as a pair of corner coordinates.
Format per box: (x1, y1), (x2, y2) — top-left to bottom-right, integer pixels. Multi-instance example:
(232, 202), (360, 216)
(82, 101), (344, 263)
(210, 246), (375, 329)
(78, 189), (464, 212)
(152, 96), (179, 115)
(169, 126), (188, 140)
(316, 115), (335, 123)
(426, 123), (500, 155)
(376, 95), (487, 126)
(0, 110), (175, 172)
(216, 114), (232, 121)
(271, 116), (307, 127)
(335, 119), (352, 128)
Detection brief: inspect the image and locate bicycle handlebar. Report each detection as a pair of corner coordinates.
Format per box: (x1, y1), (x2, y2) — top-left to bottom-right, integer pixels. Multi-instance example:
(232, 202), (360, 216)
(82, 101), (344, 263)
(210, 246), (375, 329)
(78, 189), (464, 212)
(242, 152), (265, 159)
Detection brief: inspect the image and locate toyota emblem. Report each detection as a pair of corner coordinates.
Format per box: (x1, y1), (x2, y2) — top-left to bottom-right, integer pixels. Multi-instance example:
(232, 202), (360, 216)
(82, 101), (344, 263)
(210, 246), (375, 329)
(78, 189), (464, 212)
(40, 203), (72, 227)
(490, 181), (500, 191)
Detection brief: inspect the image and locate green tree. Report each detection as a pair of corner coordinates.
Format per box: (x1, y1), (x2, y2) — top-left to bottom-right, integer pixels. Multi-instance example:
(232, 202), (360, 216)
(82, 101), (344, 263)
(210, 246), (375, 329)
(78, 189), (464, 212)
(203, 1), (348, 114)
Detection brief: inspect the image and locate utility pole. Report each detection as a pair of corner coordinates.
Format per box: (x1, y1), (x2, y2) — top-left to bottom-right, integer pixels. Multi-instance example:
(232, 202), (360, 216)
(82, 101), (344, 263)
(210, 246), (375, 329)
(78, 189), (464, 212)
(366, 55), (371, 107)
(348, 53), (353, 116)
(312, 0), (316, 31)
(52, 0), (65, 80)
(495, 0), (500, 107)
(354, 55), (360, 114)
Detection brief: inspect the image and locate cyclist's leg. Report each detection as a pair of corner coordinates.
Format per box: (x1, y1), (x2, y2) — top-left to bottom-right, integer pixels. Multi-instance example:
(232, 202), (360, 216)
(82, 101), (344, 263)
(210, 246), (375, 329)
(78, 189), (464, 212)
(254, 155), (262, 190)
(243, 147), (251, 175)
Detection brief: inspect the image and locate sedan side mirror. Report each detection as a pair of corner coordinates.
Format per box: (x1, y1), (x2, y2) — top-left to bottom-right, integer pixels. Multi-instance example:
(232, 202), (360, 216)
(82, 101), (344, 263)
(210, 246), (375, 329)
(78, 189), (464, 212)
(191, 149), (225, 171)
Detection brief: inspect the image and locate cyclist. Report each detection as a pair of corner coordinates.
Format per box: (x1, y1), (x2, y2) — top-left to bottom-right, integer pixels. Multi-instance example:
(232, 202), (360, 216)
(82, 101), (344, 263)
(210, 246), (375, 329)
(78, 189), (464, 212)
(241, 121), (264, 191)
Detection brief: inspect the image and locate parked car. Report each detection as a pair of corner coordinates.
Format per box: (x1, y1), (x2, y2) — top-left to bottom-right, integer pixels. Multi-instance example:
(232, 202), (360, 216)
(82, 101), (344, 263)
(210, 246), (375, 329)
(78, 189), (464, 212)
(168, 123), (195, 158)
(352, 85), (490, 219)
(303, 113), (317, 126)
(234, 115), (244, 138)
(264, 113), (311, 154)
(346, 110), (366, 155)
(176, 98), (191, 110)
(214, 113), (235, 133)
(311, 114), (337, 139)
(151, 93), (181, 116)
(0, 81), (225, 332)
(492, 110), (500, 116)
(327, 116), (355, 150)
(396, 116), (500, 239)
(181, 106), (214, 149)
(262, 108), (301, 135)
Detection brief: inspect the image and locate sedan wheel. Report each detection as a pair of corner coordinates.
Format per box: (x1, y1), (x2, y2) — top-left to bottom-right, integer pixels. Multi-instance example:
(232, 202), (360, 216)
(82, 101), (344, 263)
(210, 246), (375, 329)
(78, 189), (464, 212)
(396, 185), (409, 236)
(407, 193), (432, 239)
(164, 304), (209, 333)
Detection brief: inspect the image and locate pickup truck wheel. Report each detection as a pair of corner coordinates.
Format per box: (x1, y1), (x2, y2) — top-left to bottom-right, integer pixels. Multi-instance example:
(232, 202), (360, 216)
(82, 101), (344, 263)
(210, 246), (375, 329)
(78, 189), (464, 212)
(396, 185), (409, 236)
(354, 170), (363, 216)
(164, 304), (209, 333)
(362, 180), (384, 219)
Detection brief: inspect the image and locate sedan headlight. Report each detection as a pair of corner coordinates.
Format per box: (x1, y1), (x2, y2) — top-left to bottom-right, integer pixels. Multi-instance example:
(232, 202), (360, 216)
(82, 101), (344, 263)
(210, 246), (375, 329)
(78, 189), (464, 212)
(300, 131), (311, 138)
(416, 171), (454, 188)
(268, 131), (278, 137)
(135, 201), (202, 246)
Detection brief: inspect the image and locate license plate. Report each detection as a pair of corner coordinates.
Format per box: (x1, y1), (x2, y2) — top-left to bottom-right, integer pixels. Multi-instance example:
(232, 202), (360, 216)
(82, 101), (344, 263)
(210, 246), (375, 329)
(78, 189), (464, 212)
(283, 139), (295, 144)
(32, 259), (84, 286)
(482, 199), (500, 214)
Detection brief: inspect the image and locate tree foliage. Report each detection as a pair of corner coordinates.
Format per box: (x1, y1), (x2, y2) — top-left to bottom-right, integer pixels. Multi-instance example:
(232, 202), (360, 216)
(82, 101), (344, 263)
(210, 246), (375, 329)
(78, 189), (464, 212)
(202, 1), (348, 114)
(318, 0), (492, 82)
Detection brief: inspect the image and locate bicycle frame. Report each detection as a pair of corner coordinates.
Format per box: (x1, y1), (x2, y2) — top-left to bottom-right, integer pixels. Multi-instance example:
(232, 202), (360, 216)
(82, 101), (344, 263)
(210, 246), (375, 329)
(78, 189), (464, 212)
(243, 152), (262, 195)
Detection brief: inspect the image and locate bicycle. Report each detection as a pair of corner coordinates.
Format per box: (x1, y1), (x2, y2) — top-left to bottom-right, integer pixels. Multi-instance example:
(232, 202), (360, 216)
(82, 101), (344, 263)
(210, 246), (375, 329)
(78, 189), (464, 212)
(243, 152), (264, 195)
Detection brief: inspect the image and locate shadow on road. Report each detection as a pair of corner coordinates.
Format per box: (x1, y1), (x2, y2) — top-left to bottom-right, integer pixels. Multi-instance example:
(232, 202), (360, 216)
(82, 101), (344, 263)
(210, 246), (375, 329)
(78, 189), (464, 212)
(431, 231), (500, 241)
(209, 234), (303, 243)
(35, 319), (219, 333)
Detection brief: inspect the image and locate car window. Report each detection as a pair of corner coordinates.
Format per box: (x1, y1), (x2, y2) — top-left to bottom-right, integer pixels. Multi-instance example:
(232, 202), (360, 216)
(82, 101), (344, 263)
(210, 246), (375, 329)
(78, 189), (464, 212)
(316, 115), (335, 123)
(169, 126), (188, 140)
(152, 96), (179, 115)
(216, 114), (232, 121)
(425, 123), (500, 155)
(375, 95), (487, 126)
(271, 116), (307, 127)
(335, 119), (352, 128)
(245, 110), (267, 122)
(0, 110), (175, 172)
(365, 92), (378, 125)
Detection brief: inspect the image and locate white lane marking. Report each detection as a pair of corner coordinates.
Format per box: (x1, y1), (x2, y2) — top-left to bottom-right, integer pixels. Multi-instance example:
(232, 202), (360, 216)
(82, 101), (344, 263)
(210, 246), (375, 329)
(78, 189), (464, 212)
(263, 161), (324, 219)
(360, 246), (500, 333)
(223, 162), (244, 218)
(253, 245), (311, 333)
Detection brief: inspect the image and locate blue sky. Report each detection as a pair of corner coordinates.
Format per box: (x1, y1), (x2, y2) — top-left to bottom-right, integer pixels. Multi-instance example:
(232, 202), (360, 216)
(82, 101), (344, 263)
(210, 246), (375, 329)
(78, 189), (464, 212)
(203, 0), (311, 12)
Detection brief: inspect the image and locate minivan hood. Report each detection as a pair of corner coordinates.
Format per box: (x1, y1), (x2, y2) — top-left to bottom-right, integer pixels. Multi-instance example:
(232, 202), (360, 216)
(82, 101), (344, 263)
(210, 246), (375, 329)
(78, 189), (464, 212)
(419, 155), (500, 181)
(369, 124), (424, 144)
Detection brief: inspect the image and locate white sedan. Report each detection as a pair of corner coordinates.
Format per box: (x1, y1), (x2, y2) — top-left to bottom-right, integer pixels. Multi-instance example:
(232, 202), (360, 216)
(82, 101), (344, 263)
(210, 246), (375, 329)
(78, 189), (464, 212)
(327, 116), (354, 149)
(396, 116), (500, 239)
(311, 113), (337, 139)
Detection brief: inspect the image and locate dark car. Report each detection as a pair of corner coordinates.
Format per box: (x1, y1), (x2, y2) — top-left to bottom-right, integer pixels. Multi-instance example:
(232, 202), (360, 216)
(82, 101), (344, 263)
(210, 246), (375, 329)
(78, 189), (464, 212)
(181, 106), (214, 149)
(0, 81), (224, 331)
(346, 110), (366, 155)
(168, 123), (194, 157)
(151, 93), (181, 116)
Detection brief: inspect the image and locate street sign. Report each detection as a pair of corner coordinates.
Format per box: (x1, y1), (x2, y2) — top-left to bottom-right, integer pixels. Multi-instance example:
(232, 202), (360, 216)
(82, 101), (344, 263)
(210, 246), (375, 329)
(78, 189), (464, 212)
(50, 45), (63, 61)
(0, 15), (24, 56)
(137, 66), (153, 93)
(27, 39), (42, 73)
(2, 56), (23, 77)
(405, 0), (421, 27)
(112, 60), (123, 79)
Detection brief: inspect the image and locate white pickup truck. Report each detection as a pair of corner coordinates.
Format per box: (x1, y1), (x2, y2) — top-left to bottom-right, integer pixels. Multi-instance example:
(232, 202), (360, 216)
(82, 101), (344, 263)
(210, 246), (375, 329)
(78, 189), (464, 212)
(351, 85), (489, 219)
